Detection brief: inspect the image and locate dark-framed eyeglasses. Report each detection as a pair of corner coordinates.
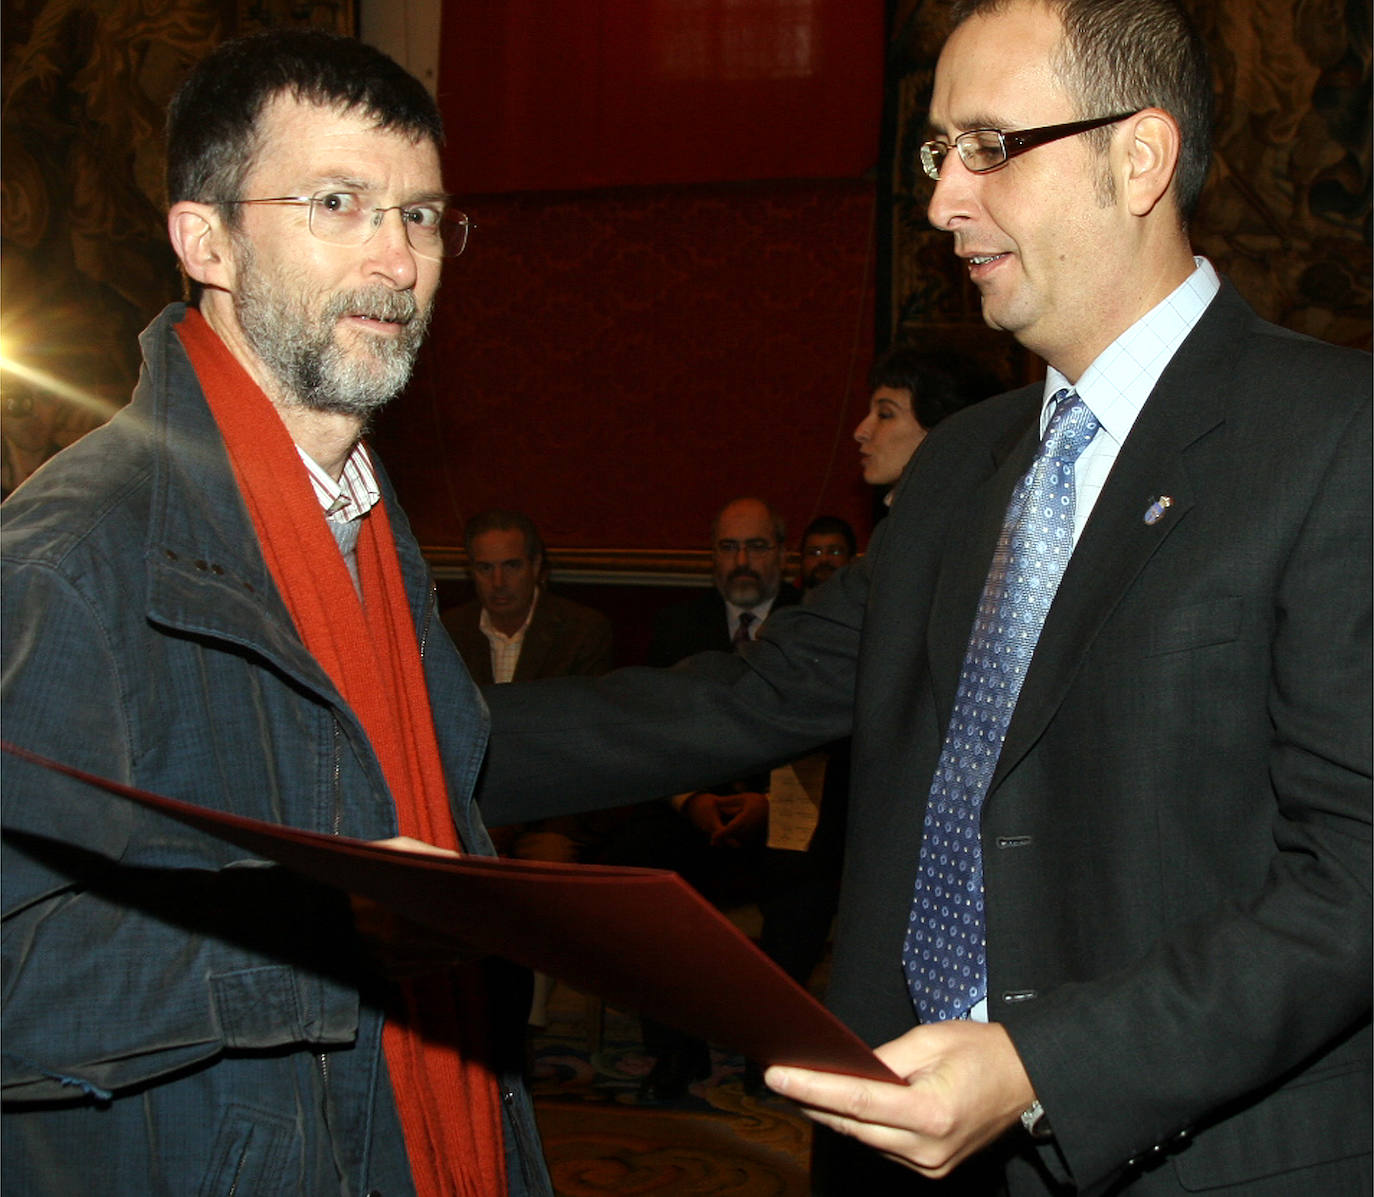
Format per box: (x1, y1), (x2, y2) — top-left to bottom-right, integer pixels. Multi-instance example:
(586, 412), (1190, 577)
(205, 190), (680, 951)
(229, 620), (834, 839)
(803, 544), (849, 559)
(220, 190), (471, 259)
(919, 111), (1137, 181)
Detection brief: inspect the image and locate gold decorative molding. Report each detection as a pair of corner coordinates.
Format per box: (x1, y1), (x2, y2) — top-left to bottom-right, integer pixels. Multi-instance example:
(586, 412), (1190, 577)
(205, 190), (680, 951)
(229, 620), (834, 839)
(424, 545), (805, 588)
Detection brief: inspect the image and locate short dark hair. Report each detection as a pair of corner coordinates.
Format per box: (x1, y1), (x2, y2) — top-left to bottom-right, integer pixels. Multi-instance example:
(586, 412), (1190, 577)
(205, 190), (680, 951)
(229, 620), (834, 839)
(868, 344), (998, 430)
(463, 510), (546, 564)
(166, 28), (444, 216)
(802, 516), (857, 557)
(951, 0), (1213, 221)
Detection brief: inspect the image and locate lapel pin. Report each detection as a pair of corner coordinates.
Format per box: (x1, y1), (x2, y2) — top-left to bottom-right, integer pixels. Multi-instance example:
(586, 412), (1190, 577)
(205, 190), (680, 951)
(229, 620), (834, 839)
(1143, 495), (1174, 525)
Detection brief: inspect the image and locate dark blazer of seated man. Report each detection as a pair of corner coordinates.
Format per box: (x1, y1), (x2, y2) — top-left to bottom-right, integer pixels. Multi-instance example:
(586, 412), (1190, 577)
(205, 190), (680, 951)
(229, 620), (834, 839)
(602, 497), (800, 1097)
(444, 508), (614, 869)
(442, 509), (613, 687)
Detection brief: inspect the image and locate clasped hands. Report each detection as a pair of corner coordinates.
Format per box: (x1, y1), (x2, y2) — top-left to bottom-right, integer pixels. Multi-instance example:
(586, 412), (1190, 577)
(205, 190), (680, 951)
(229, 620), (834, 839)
(765, 1019), (1036, 1178)
(682, 789), (769, 847)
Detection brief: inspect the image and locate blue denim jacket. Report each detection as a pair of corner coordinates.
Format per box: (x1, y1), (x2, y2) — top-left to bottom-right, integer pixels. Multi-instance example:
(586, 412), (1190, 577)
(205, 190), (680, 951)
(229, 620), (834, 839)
(1, 305), (553, 1196)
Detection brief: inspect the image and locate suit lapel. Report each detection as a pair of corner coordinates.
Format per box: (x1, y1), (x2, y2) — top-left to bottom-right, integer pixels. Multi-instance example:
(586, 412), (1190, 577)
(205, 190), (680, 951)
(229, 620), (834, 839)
(987, 290), (1242, 796)
(514, 600), (556, 682)
(445, 610), (495, 687)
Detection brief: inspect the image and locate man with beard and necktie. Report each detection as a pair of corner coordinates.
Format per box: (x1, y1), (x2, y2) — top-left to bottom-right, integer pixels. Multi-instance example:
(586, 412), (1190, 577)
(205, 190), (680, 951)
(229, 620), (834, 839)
(1, 28), (555, 1197)
(596, 497), (801, 1098)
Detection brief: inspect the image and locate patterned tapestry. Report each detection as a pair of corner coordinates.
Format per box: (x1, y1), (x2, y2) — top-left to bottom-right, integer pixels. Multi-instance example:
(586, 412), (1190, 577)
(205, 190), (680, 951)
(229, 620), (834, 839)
(881, 0), (1373, 387)
(0, 0), (354, 496)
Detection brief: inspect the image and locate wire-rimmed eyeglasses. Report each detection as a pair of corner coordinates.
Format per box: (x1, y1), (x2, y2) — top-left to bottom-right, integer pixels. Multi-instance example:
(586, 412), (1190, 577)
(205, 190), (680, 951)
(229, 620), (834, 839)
(919, 112), (1137, 181)
(220, 190), (471, 259)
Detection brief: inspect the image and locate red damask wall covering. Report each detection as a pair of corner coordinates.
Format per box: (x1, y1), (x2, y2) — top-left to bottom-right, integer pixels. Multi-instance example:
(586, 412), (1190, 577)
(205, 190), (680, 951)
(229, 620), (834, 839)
(374, 180), (879, 555)
(371, 0), (886, 560)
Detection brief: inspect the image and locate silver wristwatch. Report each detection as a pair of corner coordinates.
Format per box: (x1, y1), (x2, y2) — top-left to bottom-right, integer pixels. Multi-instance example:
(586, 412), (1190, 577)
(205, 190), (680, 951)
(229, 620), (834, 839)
(1020, 1099), (1053, 1140)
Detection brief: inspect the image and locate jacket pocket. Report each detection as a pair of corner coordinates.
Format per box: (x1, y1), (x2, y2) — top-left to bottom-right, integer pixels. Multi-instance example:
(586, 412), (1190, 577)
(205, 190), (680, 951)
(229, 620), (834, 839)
(1144, 596), (1243, 657)
(198, 1102), (300, 1197)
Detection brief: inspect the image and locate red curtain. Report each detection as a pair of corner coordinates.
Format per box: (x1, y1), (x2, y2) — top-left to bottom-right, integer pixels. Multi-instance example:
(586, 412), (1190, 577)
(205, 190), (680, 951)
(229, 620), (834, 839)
(438, 0), (885, 193)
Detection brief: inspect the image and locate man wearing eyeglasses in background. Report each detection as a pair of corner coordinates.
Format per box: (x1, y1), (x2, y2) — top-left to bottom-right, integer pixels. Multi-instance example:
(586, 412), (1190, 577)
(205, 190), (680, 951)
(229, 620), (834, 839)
(656, 499), (798, 851)
(2, 30), (556, 1197)
(596, 497), (801, 1098)
(798, 515), (857, 590)
(480, 0), (1370, 1192)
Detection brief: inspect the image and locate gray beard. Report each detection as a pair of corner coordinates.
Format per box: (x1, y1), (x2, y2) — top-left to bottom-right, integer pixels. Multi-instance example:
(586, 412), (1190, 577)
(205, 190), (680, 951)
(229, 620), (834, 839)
(722, 570), (777, 608)
(234, 246), (432, 418)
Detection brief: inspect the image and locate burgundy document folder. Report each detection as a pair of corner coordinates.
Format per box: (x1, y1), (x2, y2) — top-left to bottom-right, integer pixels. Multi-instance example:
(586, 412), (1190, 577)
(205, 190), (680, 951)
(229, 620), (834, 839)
(5, 745), (898, 1083)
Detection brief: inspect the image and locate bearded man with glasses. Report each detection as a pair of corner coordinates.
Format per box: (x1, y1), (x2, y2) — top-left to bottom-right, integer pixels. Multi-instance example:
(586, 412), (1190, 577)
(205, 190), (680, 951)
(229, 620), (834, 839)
(2, 29), (555, 1197)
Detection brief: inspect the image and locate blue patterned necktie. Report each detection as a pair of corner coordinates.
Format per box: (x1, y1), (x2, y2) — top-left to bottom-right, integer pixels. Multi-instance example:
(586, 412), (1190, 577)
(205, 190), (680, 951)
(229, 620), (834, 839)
(903, 389), (1100, 1022)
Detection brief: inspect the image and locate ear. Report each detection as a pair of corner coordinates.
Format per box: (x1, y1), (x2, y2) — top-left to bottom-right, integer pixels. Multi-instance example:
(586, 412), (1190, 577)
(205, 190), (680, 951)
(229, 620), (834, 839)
(1121, 108), (1181, 218)
(167, 201), (235, 292)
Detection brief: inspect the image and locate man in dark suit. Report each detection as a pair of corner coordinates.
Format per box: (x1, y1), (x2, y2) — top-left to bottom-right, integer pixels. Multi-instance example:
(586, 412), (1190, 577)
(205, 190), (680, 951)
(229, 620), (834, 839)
(478, 0), (1370, 1190)
(443, 506), (614, 865)
(637, 496), (799, 859)
(651, 496), (800, 656)
(445, 509), (615, 1028)
(607, 497), (802, 1096)
(443, 509), (613, 688)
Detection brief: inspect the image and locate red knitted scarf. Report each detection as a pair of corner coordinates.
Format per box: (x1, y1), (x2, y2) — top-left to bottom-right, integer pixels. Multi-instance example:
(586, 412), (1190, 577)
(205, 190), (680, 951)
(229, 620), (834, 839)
(176, 309), (507, 1196)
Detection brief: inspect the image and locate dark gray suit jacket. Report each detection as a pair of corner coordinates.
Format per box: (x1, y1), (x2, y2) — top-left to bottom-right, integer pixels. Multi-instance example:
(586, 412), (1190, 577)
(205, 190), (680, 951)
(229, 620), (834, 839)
(646, 583), (802, 666)
(480, 282), (1371, 1195)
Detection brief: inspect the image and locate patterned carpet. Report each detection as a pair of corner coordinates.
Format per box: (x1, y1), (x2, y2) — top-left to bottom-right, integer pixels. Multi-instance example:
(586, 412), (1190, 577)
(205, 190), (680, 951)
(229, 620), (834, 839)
(529, 985), (813, 1196)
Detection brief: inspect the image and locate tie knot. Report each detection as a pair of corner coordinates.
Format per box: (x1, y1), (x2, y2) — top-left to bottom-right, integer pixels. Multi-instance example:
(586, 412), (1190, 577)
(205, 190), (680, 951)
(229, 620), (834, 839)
(733, 610), (756, 647)
(1042, 389), (1099, 465)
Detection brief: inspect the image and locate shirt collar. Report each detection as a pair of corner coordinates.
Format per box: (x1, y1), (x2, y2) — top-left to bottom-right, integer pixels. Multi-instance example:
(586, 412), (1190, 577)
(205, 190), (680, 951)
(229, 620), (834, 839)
(478, 588), (540, 643)
(726, 596), (775, 629)
(1041, 256), (1220, 443)
(296, 441), (381, 524)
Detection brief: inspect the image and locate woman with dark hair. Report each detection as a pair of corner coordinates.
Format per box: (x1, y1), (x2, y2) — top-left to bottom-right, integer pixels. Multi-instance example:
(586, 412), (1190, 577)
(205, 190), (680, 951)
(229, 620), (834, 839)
(854, 345), (996, 494)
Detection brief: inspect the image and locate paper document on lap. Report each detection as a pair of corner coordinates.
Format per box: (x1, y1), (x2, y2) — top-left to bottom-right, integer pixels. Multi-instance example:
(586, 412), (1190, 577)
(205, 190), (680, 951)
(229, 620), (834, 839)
(767, 754), (826, 850)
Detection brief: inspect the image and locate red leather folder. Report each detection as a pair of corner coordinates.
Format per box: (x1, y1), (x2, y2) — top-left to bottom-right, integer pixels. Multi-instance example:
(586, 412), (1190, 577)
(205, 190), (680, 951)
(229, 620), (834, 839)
(4, 745), (897, 1083)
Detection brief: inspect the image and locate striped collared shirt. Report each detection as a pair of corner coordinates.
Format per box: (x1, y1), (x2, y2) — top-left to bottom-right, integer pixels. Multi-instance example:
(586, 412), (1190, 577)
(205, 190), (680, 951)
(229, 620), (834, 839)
(295, 442), (382, 523)
(479, 589), (540, 683)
